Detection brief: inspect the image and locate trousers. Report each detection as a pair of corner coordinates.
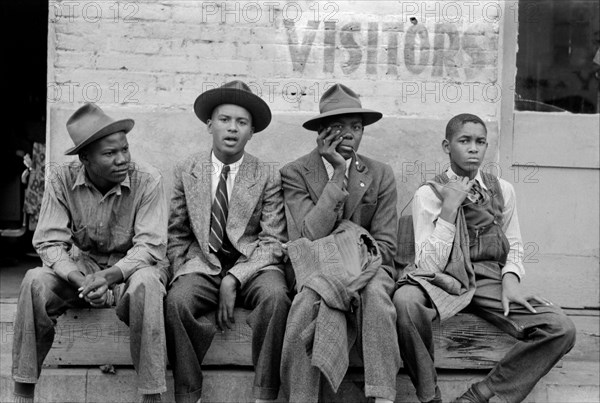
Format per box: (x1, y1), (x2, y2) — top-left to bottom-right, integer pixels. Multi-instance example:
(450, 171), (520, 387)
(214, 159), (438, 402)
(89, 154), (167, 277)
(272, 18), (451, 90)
(165, 269), (291, 403)
(393, 263), (576, 402)
(12, 261), (168, 394)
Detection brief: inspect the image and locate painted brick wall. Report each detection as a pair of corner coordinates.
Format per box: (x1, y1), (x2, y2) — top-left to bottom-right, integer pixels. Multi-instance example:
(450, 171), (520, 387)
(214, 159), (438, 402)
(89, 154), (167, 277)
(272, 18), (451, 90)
(47, 0), (509, 211)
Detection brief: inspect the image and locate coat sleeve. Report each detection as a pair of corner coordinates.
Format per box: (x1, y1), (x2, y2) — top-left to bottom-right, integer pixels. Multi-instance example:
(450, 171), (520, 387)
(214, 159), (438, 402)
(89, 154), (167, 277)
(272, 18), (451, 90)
(167, 161), (200, 276)
(280, 162), (348, 241)
(367, 164), (398, 269)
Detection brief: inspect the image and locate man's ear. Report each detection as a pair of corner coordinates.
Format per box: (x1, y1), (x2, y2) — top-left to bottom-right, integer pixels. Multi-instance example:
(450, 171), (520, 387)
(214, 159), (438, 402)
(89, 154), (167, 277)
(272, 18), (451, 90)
(206, 119), (213, 133)
(442, 138), (450, 155)
(78, 151), (89, 165)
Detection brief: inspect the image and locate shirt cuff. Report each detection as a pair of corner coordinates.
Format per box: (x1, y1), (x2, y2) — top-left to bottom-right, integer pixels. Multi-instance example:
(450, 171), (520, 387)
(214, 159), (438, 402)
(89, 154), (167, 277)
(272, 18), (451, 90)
(227, 267), (249, 288)
(113, 261), (139, 281)
(433, 217), (456, 243)
(52, 260), (82, 283)
(501, 263), (524, 281)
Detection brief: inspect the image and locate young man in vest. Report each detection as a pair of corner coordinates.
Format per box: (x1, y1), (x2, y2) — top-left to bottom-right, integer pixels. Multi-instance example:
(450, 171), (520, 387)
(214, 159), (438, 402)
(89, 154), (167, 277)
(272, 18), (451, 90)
(393, 113), (576, 403)
(165, 81), (290, 403)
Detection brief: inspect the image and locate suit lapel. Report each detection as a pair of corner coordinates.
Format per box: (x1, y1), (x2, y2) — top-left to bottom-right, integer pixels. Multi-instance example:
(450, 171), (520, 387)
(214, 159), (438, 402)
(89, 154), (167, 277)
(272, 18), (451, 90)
(302, 148), (329, 202)
(227, 153), (261, 245)
(182, 150), (213, 253)
(344, 156), (372, 218)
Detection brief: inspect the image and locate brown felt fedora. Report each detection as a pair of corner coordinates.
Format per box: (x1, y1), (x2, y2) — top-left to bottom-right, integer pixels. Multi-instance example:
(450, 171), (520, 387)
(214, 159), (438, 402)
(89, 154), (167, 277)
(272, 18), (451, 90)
(193, 80), (272, 133)
(64, 103), (134, 156)
(303, 84), (382, 131)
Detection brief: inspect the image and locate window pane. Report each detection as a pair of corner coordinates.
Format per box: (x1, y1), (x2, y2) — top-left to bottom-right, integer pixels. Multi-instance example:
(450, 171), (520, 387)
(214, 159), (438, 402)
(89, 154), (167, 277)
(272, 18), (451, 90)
(516, 0), (600, 113)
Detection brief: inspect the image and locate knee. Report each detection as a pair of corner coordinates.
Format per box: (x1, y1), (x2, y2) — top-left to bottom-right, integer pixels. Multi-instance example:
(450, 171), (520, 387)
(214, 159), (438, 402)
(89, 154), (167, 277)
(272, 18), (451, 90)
(549, 314), (577, 351)
(164, 288), (189, 321)
(262, 286), (291, 316)
(126, 267), (164, 295)
(393, 288), (427, 325)
(21, 267), (55, 297)
(21, 268), (44, 288)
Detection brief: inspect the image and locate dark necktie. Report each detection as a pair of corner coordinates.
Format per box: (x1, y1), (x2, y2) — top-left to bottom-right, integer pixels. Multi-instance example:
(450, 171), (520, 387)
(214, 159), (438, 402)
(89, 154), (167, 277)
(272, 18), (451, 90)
(209, 165), (231, 253)
(337, 174), (349, 220)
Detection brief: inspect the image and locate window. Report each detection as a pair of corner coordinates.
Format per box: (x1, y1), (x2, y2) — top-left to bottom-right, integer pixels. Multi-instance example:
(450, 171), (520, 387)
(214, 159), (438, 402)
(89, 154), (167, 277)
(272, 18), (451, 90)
(516, 0), (600, 113)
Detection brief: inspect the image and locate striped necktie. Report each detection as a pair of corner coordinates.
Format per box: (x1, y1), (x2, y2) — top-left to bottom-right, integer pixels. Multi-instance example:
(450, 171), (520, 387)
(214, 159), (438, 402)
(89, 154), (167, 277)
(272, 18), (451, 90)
(209, 165), (230, 253)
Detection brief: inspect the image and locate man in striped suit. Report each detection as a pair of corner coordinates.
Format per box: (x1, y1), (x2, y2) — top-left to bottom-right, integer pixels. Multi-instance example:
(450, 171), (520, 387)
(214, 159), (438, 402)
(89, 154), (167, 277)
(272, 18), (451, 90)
(165, 81), (291, 403)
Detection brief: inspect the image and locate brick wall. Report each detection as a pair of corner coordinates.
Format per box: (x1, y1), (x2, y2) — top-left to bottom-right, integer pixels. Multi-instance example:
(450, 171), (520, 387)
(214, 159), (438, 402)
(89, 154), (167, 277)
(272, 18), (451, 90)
(47, 0), (510, 210)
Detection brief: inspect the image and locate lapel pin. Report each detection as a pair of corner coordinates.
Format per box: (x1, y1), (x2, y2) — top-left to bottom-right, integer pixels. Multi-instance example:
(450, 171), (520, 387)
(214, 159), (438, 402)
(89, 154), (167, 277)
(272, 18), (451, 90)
(360, 182), (365, 187)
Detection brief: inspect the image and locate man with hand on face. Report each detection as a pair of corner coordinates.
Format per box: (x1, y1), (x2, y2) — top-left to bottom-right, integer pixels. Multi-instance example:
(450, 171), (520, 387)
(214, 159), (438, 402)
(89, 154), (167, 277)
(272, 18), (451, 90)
(393, 113), (576, 403)
(279, 84), (401, 403)
(165, 81), (290, 403)
(12, 103), (169, 403)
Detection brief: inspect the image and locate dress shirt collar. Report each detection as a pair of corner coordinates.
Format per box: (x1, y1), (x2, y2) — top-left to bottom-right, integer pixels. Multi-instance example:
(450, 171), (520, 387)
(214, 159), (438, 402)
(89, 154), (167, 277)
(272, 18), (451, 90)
(446, 166), (488, 191)
(72, 163), (131, 195)
(211, 151), (244, 175)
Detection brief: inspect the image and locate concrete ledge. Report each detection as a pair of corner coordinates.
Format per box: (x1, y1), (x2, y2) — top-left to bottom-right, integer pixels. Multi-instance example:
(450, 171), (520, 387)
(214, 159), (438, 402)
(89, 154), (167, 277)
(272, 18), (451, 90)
(1, 362), (598, 403)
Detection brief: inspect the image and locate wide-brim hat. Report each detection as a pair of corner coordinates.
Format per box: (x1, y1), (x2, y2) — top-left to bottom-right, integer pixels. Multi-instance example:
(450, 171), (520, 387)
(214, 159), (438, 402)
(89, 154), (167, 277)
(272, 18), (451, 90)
(303, 84), (382, 131)
(64, 103), (134, 155)
(193, 80), (272, 133)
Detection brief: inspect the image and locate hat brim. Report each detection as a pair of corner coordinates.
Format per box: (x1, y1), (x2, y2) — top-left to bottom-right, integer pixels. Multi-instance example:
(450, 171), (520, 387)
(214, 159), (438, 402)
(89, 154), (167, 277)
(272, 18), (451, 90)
(302, 108), (383, 131)
(64, 119), (134, 155)
(194, 88), (272, 133)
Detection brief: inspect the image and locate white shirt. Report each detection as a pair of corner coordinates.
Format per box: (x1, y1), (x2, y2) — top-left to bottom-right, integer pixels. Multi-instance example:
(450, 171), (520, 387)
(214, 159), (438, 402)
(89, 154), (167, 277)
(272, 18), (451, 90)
(412, 167), (525, 280)
(211, 152), (244, 203)
(322, 157), (352, 180)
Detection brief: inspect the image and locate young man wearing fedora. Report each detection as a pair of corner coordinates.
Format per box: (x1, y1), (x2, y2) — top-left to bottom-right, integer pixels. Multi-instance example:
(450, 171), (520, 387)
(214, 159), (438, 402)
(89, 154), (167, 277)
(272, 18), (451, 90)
(279, 84), (401, 402)
(11, 103), (169, 403)
(165, 81), (291, 403)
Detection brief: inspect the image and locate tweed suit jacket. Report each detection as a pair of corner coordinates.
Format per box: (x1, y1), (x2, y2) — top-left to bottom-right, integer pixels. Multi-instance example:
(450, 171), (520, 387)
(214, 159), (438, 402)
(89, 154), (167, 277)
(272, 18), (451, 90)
(280, 148), (398, 272)
(167, 151), (287, 287)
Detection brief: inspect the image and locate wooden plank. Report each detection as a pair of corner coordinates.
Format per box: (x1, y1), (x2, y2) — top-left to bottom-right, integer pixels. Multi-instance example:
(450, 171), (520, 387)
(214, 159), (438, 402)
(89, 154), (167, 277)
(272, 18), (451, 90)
(44, 308), (254, 366)
(42, 308), (515, 369)
(3, 303), (595, 370)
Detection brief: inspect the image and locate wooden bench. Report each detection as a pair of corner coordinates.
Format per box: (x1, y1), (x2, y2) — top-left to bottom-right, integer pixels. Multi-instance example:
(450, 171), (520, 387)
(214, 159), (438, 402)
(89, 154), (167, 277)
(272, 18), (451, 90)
(43, 214), (517, 369)
(44, 307), (515, 369)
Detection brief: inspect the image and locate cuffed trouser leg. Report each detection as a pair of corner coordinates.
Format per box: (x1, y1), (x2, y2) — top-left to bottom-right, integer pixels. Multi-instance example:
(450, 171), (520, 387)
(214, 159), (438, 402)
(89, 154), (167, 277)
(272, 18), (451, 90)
(280, 288), (322, 403)
(12, 266), (86, 383)
(240, 270), (291, 400)
(361, 268), (401, 401)
(116, 266), (168, 395)
(471, 271), (576, 403)
(165, 273), (220, 403)
(393, 284), (439, 402)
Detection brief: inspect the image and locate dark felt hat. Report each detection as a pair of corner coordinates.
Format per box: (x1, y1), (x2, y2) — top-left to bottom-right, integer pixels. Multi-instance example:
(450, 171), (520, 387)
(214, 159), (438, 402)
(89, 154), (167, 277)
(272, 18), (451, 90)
(303, 84), (382, 131)
(65, 103), (134, 156)
(193, 80), (272, 133)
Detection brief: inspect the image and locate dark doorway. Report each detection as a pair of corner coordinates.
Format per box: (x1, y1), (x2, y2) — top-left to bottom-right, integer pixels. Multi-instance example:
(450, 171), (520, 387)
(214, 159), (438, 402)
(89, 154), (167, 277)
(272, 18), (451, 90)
(1, 0), (48, 261)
